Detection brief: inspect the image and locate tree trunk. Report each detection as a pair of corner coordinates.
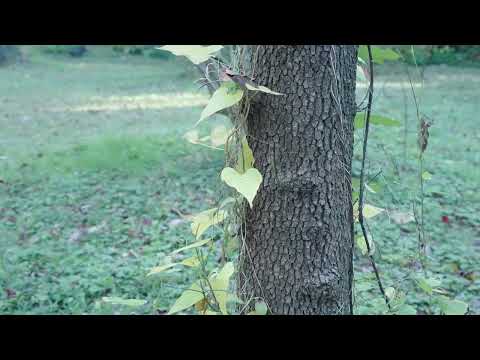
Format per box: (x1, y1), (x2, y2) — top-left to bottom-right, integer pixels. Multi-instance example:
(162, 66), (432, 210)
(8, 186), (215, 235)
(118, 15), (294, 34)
(238, 45), (358, 315)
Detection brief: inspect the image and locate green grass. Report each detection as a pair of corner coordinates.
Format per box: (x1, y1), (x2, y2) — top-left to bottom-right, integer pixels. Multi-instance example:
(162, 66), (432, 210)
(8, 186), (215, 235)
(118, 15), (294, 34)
(0, 47), (479, 314)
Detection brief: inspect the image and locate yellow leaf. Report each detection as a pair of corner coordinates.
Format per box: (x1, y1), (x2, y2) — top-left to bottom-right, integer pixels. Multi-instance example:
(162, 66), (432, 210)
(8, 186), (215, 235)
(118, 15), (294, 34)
(168, 281), (204, 315)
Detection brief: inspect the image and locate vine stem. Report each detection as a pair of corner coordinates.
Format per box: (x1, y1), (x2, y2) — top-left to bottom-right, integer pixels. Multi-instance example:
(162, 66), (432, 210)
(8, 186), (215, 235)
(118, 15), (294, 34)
(358, 45), (391, 311)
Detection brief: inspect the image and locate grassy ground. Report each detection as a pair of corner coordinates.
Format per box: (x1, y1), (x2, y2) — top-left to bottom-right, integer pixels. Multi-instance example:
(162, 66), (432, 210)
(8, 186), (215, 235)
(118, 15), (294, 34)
(0, 47), (478, 314)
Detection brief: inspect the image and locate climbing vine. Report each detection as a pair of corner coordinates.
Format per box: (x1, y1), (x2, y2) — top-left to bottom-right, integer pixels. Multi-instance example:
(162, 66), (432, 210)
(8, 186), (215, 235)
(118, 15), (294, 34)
(140, 45), (468, 315)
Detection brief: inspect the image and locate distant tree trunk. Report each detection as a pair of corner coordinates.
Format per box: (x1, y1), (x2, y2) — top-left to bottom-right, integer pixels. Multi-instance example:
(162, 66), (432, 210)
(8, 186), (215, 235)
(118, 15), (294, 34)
(0, 45), (20, 65)
(238, 45), (358, 315)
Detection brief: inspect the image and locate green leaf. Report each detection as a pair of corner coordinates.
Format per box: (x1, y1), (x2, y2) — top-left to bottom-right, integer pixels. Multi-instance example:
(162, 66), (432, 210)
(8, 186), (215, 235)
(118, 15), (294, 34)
(191, 208), (228, 239)
(209, 262), (235, 315)
(245, 83), (283, 95)
(422, 171), (432, 181)
(102, 297), (147, 307)
(358, 46), (401, 65)
(221, 167), (263, 208)
(254, 301), (268, 315)
(354, 113), (401, 129)
(168, 281), (205, 315)
(147, 262), (179, 276)
(439, 297), (469, 315)
(235, 137), (255, 173)
(159, 45), (223, 64)
(171, 238), (213, 255)
(197, 83), (244, 125)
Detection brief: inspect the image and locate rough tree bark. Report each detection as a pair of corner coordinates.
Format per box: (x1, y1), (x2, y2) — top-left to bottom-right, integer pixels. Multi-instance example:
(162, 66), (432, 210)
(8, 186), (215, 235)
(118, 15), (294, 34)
(238, 45), (358, 315)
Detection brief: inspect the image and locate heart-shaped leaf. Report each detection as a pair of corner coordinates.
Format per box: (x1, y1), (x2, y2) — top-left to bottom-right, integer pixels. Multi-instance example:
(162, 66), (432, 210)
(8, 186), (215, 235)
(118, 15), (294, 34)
(159, 45), (223, 64)
(221, 167), (262, 208)
(197, 83), (244, 126)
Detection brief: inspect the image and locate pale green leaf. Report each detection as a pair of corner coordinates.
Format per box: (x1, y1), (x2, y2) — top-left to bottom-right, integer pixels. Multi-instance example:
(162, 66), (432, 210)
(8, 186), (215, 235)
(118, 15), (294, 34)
(356, 65), (367, 83)
(385, 287), (396, 301)
(210, 125), (230, 147)
(221, 167), (263, 208)
(147, 262), (178, 276)
(245, 83), (284, 95)
(197, 83), (244, 125)
(159, 45), (223, 64)
(355, 113), (401, 129)
(102, 297), (147, 307)
(171, 238), (212, 255)
(422, 171), (432, 181)
(168, 282), (205, 315)
(209, 262), (235, 315)
(254, 301), (268, 315)
(191, 208), (227, 239)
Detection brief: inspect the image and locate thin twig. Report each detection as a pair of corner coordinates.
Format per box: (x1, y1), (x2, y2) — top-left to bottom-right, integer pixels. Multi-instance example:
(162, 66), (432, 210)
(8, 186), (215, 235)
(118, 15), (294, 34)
(358, 45), (391, 310)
